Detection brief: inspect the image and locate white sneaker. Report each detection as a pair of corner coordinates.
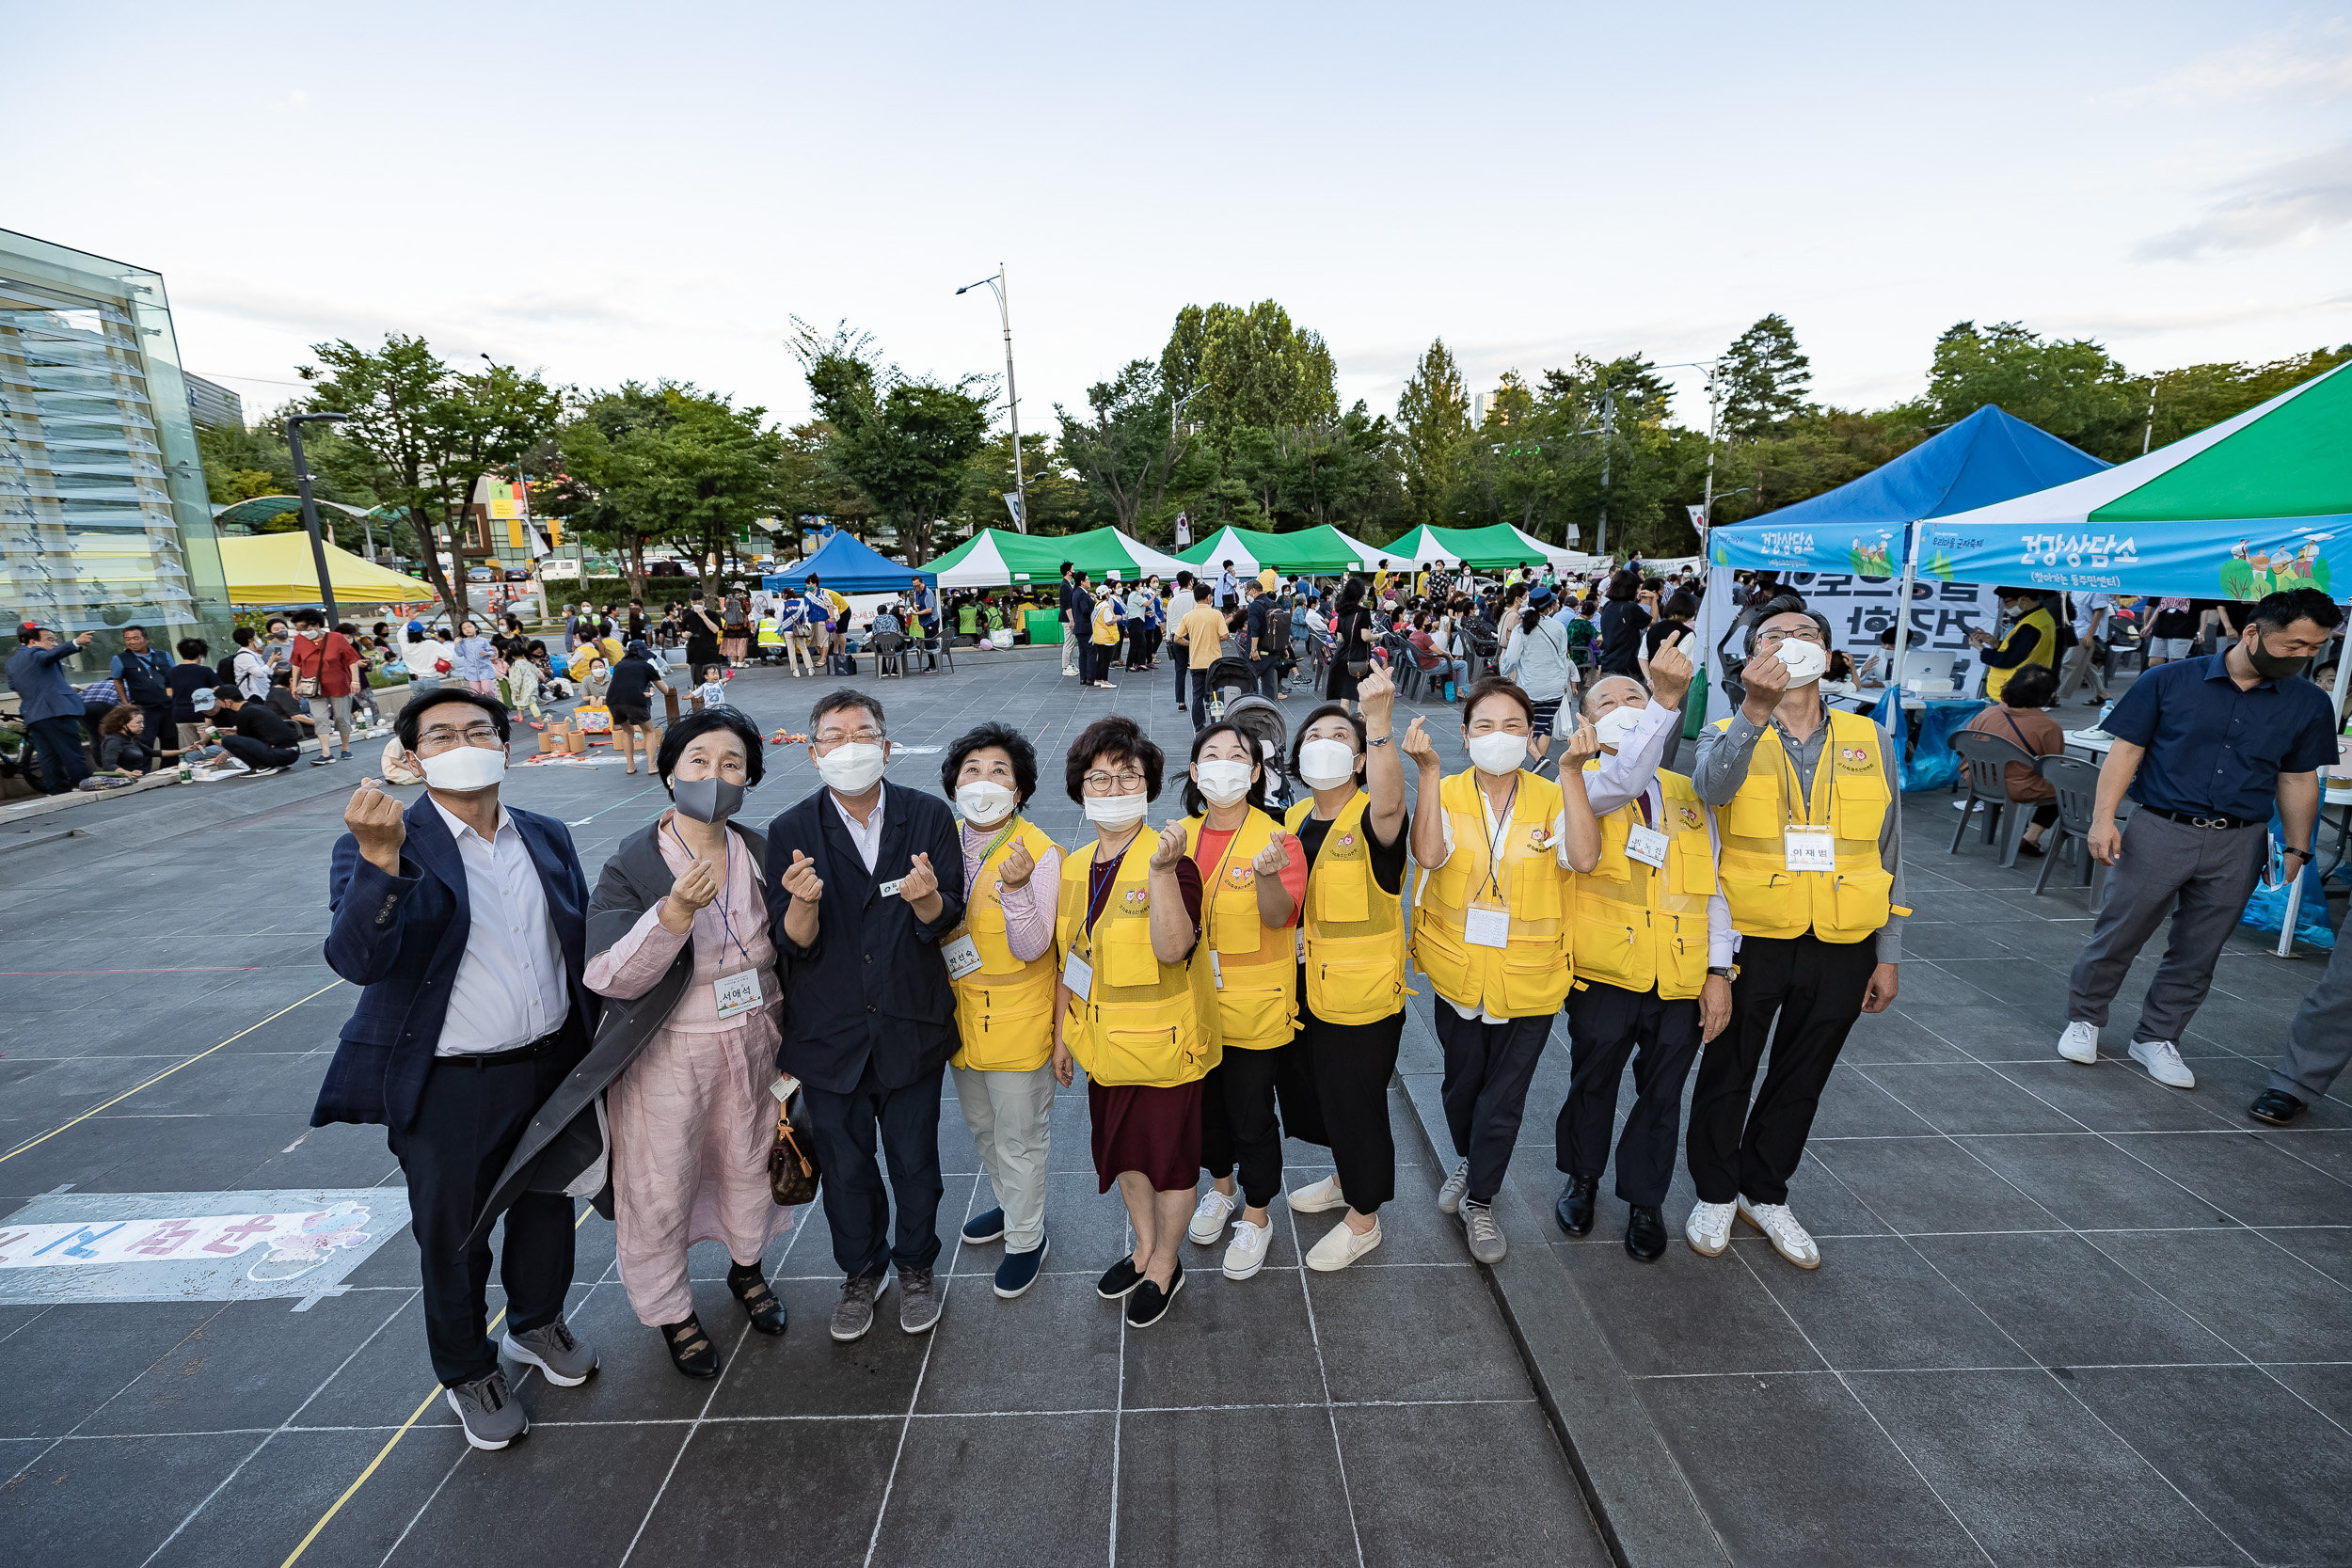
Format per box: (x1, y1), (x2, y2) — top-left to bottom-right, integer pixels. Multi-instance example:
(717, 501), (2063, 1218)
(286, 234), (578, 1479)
(1306, 1217), (1382, 1272)
(2057, 1020), (2099, 1065)
(1685, 1200), (1735, 1257)
(1436, 1159), (1471, 1215)
(1288, 1175), (1347, 1213)
(1222, 1217), (1272, 1280)
(1187, 1188), (1237, 1245)
(2128, 1038), (2196, 1089)
(1737, 1196), (1821, 1269)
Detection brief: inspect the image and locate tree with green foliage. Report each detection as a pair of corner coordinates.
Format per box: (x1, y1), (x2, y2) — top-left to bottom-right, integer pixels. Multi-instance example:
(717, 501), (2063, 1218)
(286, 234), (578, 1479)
(789, 319), (994, 565)
(1718, 314), (1813, 440)
(1056, 359), (1187, 534)
(1919, 321), (2141, 458)
(1397, 338), (1470, 526)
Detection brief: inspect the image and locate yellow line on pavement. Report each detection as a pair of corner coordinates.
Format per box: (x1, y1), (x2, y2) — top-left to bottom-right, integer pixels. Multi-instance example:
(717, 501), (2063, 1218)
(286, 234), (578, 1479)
(0, 980), (345, 1164)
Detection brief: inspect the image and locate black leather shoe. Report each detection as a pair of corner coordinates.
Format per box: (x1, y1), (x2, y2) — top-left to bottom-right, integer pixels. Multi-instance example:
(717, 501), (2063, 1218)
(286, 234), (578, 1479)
(2249, 1089), (2307, 1127)
(660, 1315), (722, 1378)
(1625, 1205), (1667, 1262)
(1555, 1175), (1600, 1237)
(728, 1261), (788, 1336)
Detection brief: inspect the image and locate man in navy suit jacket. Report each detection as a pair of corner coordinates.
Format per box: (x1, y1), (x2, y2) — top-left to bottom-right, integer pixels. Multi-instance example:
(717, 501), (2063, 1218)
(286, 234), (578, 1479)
(317, 689), (602, 1450)
(766, 688), (965, 1343)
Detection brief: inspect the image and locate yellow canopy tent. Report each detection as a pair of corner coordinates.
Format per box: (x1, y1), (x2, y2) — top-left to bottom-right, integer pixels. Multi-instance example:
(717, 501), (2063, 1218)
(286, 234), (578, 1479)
(215, 533), (439, 607)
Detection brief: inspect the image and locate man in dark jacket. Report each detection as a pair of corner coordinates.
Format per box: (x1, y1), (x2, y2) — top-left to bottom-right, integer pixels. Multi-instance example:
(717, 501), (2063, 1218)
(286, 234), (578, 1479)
(765, 688), (965, 1342)
(8, 622), (96, 793)
(316, 689), (601, 1451)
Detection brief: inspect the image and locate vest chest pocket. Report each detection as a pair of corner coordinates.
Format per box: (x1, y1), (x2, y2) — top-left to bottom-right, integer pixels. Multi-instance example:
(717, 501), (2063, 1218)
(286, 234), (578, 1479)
(1101, 916), (1161, 989)
(1212, 886), (1262, 954)
(1316, 868), (1368, 925)
(1570, 917), (1640, 986)
(1830, 863), (1894, 933)
(1719, 786), (1784, 839)
(1719, 857), (1803, 930)
(1500, 958), (1566, 1012)
(970, 886), (1009, 933)
(1216, 984), (1294, 1048)
(1669, 833), (1719, 896)
(1834, 773), (1888, 840)
(1514, 859), (1564, 922)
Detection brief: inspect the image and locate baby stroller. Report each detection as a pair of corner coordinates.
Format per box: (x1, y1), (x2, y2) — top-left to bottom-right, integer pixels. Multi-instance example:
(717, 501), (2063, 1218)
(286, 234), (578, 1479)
(1200, 655), (1257, 724)
(1221, 695), (1295, 814)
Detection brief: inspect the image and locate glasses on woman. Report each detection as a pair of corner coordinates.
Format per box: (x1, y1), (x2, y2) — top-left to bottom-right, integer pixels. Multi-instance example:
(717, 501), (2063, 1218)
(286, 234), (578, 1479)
(1083, 768), (1146, 793)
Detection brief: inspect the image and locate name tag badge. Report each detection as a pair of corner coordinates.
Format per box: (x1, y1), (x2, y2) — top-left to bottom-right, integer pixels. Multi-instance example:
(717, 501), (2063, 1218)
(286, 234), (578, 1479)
(1465, 904), (1512, 949)
(1784, 825), (1836, 873)
(714, 968), (764, 1020)
(941, 933), (983, 980)
(1295, 927), (1306, 963)
(1625, 824), (1670, 869)
(878, 878), (904, 897)
(770, 1072), (800, 1102)
(1062, 950), (1093, 1001)
(1210, 951), (1225, 990)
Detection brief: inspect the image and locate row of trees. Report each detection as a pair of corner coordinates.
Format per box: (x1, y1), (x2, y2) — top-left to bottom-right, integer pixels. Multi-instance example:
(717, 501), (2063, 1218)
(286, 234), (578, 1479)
(204, 311), (2350, 617)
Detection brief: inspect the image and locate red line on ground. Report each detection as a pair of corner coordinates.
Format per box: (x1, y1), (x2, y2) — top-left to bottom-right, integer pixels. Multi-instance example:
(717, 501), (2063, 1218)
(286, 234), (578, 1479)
(0, 967), (263, 975)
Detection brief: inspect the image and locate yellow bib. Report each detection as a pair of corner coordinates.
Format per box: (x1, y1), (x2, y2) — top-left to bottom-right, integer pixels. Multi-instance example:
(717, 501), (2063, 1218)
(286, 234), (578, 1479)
(947, 818), (1061, 1071)
(1985, 607), (2057, 702)
(1055, 833), (1220, 1086)
(1409, 768), (1575, 1017)
(1571, 765), (1715, 1000)
(1284, 792), (1411, 1025)
(1709, 708), (1898, 943)
(1184, 807), (1300, 1050)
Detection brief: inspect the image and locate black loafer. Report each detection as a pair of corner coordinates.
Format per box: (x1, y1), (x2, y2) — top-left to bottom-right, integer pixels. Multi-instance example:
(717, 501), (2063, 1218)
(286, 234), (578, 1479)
(728, 1261), (788, 1336)
(660, 1315), (722, 1378)
(2249, 1088), (2307, 1127)
(1125, 1259), (1184, 1328)
(1625, 1205), (1667, 1262)
(1556, 1175), (1599, 1237)
(1096, 1257), (1145, 1300)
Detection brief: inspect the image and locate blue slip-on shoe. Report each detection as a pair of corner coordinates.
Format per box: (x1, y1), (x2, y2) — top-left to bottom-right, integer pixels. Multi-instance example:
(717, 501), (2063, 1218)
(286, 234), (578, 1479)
(961, 1208), (1007, 1244)
(994, 1235), (1049, 1299)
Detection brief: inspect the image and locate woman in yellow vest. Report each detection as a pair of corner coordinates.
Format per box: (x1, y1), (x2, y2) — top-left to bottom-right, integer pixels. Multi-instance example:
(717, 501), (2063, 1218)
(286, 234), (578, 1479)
(937, 723), (1063, 1300)
(1967, 587), (2058, 702)
(1050, 716), (1219, 1328)
(1087, 583), (1122, 689)
(1404, 676), (1601, 1265)
(1279, 665), (1413, 1272)
(1175, 722), (1307, 1282)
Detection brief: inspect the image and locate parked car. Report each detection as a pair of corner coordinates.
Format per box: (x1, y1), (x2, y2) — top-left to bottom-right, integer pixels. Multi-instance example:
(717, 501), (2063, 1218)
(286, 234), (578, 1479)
(647, 561), (686, 578)
(503, 566), (532, 581)
(467, 566), (493, 582)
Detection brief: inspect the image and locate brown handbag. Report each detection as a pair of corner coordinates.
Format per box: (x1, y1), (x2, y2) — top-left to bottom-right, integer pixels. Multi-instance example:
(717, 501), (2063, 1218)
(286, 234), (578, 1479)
(767, 1085), (822, 1206)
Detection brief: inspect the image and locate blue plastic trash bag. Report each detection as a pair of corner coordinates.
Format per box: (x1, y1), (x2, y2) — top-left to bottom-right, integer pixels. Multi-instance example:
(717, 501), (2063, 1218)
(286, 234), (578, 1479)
(1902, 699), (1989, 793)
(2240, 810), (2334, 949)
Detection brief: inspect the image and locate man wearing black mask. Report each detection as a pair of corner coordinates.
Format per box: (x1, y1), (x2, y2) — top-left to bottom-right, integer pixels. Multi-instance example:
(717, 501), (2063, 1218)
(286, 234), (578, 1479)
(2056, 588), (2342, 1094)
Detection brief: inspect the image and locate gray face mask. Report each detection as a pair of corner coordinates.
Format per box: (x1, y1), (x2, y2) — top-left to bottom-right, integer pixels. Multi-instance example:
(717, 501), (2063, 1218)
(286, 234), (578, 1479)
(672, 776), (745, 824)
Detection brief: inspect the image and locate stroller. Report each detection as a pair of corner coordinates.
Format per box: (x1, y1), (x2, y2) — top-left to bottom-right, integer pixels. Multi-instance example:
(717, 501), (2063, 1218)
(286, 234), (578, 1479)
(1220, 695), (1295, 814)
(1200, 655), (1257, 724)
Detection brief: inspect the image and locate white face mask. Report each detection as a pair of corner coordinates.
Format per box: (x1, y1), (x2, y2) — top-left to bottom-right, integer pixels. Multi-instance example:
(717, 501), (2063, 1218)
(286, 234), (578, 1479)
(1195, 758), (1253, 808)
(1084, 791), (1151, 827)
(1592, 704), (1646, 751)
(1773, 638), (1829, 684)
(1466, 732), (1528, 775)
(1296, 737), (1360, 790)
(955, 779), (1017, 826)
(420, 743), (505, 793)
(816, 740), (887, 795)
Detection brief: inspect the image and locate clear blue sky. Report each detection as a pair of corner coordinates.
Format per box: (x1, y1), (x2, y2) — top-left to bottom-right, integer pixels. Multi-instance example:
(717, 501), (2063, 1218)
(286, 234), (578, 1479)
(16, 1), (2349, 431)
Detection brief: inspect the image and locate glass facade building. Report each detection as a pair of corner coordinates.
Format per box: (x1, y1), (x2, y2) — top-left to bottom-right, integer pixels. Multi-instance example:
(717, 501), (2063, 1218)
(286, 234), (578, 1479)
(1, 228), (233, 696)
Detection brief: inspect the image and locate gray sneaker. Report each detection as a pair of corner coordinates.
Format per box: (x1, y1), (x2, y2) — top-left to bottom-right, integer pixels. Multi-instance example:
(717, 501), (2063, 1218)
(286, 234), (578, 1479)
(1437, 1158), (1471, 1215)
(502, 1319), (596, 1386)
(445, 1369), (528, 1449)
(1461, 1198), (1508, 1265)
(898, 1266), (943, 1335)
(831, 1273), (889, 1343)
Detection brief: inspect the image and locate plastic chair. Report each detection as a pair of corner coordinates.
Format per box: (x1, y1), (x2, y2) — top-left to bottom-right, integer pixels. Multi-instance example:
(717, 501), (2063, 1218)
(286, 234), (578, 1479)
(2033, 753), (2111, 913)
(1947, 730), (2040, 869)
(873, 630), (905, 678)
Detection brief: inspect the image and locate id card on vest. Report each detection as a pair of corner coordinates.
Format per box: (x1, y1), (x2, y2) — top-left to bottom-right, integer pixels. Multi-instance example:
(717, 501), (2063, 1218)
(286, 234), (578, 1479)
(1625, 823), (1670, 869)
(1465, 903), (1511, 949)
(1062, 950), (1093, 1001)
(715, 968), (764, 1020)
(1784, 825), (1836, 872)
(941, 933), (984, 980)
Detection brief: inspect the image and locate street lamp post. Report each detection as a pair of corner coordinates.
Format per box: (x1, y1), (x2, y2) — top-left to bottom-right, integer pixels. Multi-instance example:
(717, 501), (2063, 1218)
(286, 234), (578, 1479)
(957, 266), (1026, 533)
(284, 411), (350, 626)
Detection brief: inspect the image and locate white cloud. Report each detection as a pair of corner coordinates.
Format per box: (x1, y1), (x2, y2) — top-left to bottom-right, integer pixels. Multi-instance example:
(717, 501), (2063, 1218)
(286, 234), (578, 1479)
(2134, 141), (2352, 260)
(2106, 19), (2352, 107)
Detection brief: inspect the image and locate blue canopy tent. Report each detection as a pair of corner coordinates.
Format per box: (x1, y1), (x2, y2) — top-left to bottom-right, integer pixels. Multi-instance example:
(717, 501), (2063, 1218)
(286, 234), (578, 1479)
(763, 531), (930, 594)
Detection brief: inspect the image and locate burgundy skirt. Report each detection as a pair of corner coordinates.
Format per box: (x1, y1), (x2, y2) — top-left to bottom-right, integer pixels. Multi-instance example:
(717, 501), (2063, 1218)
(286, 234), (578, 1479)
(1089, 1079), (1204, 1193)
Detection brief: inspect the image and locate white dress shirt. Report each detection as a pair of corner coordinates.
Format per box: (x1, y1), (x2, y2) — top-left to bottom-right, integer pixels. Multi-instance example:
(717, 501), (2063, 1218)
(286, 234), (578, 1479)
(431, 800), (570, 1055)
(833, 789), (886, 873)
(1581, 701), (1736, 966)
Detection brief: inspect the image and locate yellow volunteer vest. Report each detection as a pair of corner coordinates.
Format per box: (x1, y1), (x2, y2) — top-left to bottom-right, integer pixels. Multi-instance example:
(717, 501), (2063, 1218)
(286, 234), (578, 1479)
(1709, 707), (1900, 943)
(1284, 792), (1410, 1025)
(947, 817), (1061, 1072)
(1984, 607), (2057, 702)
(1410, 768), (1574, 1018)
(1055, 832), (1221, 1087)
(1184, 807), (1300, 1051)
(1091, 607), (1120, 645)
(756, 617), (783, 647)
(1572, 763), (1716, 1001)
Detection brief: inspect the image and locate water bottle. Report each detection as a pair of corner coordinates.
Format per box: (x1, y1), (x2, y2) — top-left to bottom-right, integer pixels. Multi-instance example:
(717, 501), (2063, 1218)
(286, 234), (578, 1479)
(2098, 700), (2115, 729)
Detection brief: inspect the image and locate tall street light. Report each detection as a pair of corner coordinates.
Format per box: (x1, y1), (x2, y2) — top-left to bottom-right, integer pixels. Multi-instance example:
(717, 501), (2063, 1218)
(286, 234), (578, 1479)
(284, 411), (350, 626)
(956, 265), (1026, 532)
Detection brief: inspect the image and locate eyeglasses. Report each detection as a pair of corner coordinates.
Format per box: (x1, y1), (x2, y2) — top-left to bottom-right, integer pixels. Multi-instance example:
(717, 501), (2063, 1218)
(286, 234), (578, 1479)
(418, 723), (502, 748)
(1083, 768), (1147, 792)
(815, 727), (884, 747)
(1755, 626), (1826, 646)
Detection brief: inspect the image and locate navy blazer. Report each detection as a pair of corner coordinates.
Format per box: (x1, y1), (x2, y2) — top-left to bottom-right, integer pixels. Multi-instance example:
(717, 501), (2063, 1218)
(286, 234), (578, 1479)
(313, 797), (598, 1131)
(763, 779), (965, 1095)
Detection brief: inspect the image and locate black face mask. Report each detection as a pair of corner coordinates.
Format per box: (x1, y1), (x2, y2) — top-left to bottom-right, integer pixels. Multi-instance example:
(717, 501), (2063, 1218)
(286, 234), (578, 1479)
(673, 776), (745, 824)
(2245, 635), (2310, 681)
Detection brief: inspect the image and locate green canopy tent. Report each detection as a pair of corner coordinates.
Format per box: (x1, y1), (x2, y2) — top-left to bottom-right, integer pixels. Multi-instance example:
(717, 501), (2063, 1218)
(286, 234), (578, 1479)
(924, 527), (1190, 589)
(1177, 524), (1385, 576)
(1422, 522), (1600, 573)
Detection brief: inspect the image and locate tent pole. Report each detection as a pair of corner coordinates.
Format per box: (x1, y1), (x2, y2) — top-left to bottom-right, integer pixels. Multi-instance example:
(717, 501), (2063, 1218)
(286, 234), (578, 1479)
(2332, 616), (2352, 726)
(1883, 521), (1922, 738)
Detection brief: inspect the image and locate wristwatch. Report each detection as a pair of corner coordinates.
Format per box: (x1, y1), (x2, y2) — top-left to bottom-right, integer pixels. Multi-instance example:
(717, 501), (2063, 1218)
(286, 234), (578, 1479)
(1366, 735), (1392, 748)
(2285, 847), (2314, 862)
(1708, 965), (1739, 981)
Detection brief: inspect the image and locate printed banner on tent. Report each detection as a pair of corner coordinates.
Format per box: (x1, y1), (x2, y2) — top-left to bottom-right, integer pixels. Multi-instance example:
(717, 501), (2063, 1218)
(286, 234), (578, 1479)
(1923, 516), (2352, 602)
(1773, 572), (2002, 686)
(1708, 522), (1905, 578)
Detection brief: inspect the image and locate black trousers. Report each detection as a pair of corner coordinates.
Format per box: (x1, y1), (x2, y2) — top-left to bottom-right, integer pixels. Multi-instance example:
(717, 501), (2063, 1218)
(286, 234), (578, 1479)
(25, 715), (89, 794)
(221, 735), (300, 770)
(1432, 1006), (1554, 1205)
(1200, 1047), (1285, 1210)
(1250, 656), (1280, 698)
(1173, 657), (1190, 710)
(1286, 983), (1405, 1213)
(803, 1056), (946, 1279)
(387, 1049), (576, 1386)
(1557, 982), (1703, 1207)
(1687, 932), (1877, 1205)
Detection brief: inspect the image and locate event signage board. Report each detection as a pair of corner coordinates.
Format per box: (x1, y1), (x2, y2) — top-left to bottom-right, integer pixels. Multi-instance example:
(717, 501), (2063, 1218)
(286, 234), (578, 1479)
(1923, 515), (2351, 602)
(1776, 571), (2002, 689)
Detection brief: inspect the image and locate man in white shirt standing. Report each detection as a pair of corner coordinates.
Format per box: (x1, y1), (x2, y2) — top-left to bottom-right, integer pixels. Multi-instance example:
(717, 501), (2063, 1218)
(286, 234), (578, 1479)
(2054, 591), (2114, 707)
(1168, 571), (1200, 714)
(318, 689), (601, 1451)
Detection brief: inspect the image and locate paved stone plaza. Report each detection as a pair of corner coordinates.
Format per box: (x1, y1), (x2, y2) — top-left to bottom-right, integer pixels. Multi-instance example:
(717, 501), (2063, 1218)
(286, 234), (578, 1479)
(3, 651), (2347, 1568)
